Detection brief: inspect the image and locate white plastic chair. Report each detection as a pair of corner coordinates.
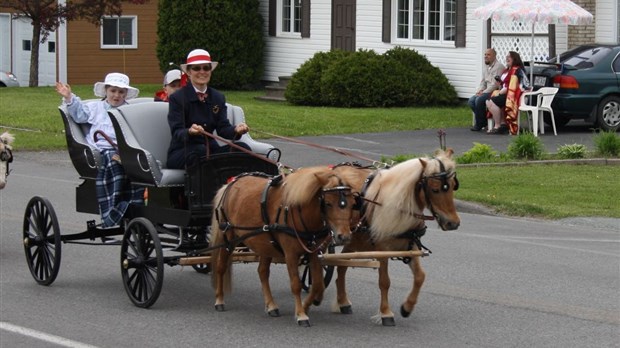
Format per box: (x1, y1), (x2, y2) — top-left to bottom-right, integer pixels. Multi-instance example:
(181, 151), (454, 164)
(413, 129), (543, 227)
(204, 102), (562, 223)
(518, 87), (559, 136)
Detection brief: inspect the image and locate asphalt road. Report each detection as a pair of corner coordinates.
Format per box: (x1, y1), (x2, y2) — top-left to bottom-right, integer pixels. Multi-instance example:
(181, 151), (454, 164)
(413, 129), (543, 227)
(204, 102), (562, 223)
(1, 125), (619, 347)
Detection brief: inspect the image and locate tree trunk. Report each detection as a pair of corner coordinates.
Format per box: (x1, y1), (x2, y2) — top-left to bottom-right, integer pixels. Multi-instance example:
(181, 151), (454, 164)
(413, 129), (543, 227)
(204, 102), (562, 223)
(29, 22), (41, 87)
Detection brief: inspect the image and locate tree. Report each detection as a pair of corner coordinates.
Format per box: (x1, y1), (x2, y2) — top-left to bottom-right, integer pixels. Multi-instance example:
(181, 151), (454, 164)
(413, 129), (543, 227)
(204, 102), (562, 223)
(157, 0), (264, 89)
(0, 0), (147, 87)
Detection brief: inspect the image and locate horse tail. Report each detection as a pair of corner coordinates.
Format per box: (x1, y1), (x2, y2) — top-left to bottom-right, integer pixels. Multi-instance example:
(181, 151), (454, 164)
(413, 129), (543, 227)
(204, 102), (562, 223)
(210, 187), (233, 294)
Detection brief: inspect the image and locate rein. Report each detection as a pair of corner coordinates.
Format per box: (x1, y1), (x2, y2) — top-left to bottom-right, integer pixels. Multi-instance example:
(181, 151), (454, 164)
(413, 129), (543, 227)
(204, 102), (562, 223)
(252, 129), (382, 165)
(198, 129), (294, 172)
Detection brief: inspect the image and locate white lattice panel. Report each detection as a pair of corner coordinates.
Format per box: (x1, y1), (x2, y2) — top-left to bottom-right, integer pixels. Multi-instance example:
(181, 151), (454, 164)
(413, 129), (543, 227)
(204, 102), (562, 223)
(492, 36), (550, 63)
(492, 21), (548, 34)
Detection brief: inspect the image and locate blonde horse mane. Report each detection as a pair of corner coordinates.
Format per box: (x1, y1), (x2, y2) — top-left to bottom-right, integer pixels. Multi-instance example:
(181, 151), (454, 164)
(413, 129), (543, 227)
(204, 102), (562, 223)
(366, 149), (455, 241)
(281, 166), (338, 206)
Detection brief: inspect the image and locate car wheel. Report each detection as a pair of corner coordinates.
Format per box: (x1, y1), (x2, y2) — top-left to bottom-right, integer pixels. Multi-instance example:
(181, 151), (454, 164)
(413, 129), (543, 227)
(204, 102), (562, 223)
(597, 96), (620, 131)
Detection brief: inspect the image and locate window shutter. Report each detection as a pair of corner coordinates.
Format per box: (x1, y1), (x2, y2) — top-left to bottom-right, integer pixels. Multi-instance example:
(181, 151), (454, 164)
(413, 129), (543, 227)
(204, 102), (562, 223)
(301, 0), (311, 38)
(269, 0), (276, 36)
(382, 0), (391, 43)
(455, 0), (466, 47)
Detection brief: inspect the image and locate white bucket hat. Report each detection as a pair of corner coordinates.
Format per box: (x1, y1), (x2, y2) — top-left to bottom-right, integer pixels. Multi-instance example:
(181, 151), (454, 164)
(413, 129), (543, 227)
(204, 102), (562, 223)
(163, 69), (182, 86)
(180, 49), (219, 73)
(93, 72), (139, 99)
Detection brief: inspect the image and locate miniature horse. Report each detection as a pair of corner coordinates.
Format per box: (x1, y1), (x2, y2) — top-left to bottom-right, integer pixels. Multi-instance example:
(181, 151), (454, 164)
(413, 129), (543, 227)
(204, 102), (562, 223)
(210, 166), (357, 326)
(0, 132), (15, 189)
(332, 148), (460, 325)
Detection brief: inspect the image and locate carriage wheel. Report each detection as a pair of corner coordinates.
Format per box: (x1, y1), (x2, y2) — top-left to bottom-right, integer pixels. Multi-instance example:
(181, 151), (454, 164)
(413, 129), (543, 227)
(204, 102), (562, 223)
(120, 218), (164, 308)
(22, 196), (62, 286)
(300, 243), (335, 292)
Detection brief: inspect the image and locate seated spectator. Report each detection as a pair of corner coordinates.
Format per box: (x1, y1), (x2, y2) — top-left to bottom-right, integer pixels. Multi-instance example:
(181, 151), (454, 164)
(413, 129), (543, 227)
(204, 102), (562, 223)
(469, 48), (504, 131)
(486, 51), (531, 135)
(55, 73), (144, 227)
(166, 49), (250, 169)
(154, 69), (184, 102)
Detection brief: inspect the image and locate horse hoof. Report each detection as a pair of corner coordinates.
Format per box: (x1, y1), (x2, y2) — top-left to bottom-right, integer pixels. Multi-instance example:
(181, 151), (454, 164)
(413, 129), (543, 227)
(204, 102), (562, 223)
(312, 299), (322, 306)
(215, 304), (226, 312)
(400, 305), (411, 318)
(267, 309), (280, 317)
(382, 317), (396, 326)
(297, 319), (311, 327)
(340, 305), (353, 314)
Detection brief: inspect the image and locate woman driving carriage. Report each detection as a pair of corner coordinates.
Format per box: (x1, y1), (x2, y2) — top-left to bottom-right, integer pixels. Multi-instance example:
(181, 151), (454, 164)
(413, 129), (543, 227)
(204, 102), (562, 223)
(166, 49), (250, 169)
(55, 73), (144, 227)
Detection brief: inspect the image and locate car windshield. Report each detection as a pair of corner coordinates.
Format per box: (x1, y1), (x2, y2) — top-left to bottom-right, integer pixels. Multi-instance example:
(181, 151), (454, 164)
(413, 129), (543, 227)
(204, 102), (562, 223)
(560, 47), (613, 69)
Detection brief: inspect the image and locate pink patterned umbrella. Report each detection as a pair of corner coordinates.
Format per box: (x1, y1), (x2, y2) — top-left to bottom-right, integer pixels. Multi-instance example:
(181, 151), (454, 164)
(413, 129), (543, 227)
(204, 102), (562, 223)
(473, 0), (594, 82)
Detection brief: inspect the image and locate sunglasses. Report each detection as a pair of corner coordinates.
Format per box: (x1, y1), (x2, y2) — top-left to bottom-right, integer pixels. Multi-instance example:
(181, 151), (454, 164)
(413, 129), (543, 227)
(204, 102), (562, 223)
(189, 65), (212, 72)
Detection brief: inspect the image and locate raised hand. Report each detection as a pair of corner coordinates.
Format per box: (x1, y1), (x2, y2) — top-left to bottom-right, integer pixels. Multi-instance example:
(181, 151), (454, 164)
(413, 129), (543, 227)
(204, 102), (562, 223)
(55, 82), (72, 102)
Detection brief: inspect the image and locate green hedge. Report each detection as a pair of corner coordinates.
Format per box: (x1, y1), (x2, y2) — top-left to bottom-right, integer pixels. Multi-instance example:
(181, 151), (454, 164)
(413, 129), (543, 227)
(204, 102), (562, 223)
(286, 47), (458, 107)
(156, 0), (264, 89)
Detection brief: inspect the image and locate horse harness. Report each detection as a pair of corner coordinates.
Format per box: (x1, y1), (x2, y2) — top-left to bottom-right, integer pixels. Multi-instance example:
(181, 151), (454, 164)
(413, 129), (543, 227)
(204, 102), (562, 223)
(351, 158), (459, 263)
(214, 171), (353, 255)
(0, 139), (13, 178)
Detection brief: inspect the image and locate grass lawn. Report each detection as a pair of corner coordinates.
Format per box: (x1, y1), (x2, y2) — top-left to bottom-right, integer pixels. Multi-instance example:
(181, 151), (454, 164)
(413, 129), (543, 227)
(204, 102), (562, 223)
(0, 85), (470, 150)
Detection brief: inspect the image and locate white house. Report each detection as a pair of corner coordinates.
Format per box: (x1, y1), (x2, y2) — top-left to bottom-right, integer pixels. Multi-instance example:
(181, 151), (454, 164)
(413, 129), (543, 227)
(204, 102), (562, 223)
(259, 0), (619, 99)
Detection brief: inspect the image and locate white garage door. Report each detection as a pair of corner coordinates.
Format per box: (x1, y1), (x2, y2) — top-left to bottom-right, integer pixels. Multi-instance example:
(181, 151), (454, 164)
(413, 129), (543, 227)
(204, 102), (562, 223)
(12, 18), (56, 86)
(0, 14), (11, 72)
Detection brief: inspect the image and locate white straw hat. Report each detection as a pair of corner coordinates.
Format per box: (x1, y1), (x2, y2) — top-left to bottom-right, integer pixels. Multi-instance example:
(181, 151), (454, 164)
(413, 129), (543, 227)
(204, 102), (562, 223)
(180, 49), (219, 73)
(93, 73), (139, 99)
(163, 69), (182, 86)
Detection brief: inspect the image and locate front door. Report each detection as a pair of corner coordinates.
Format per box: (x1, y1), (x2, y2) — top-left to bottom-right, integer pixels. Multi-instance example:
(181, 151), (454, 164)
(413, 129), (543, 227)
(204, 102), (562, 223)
(332, 0), (356, 51)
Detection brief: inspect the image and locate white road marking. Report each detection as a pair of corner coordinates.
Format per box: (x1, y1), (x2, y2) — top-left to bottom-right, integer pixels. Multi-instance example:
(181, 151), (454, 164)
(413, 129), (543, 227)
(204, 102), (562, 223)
(0, 321), (100, 348)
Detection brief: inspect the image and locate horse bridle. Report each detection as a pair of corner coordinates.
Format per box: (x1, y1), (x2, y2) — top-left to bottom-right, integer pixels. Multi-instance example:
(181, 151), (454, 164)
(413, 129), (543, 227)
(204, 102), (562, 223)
(417, 158), (459, 220)
(0, 143), (13, 178)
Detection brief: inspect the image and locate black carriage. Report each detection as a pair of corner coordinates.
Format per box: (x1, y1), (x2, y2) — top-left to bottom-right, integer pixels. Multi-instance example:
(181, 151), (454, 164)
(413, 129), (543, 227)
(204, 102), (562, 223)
(23, 100), (287, 308)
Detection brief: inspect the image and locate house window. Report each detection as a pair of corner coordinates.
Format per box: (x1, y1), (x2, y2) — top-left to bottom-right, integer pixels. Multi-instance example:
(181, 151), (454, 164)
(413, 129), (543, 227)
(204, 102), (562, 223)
(48, 41), (56, 53)
(22, 40), (31, 51)
(280, 0), (302, 35)
(395, 0), (455, 44)
(101, 16), (137, 49)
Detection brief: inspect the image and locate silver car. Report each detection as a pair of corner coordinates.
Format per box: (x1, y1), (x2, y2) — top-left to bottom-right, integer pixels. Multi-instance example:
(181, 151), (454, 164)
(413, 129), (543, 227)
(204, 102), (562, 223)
(0, 71), (19, 87)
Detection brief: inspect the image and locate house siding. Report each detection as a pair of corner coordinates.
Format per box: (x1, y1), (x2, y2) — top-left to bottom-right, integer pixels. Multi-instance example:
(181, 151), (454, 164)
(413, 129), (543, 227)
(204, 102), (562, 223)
(260, 0), (483, 99)
(595, 0), (618, 43)
(66, 2), (160, 85)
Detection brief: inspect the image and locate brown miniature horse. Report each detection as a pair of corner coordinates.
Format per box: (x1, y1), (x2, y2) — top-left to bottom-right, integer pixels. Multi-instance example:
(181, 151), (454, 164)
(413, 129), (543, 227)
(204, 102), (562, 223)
(332, 149), (461, 326)
(210, 166), (357, 326)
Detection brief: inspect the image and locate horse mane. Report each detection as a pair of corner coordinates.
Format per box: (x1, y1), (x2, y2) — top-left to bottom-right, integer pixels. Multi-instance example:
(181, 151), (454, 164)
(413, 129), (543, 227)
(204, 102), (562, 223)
(366, 148), (455, 240)
(282, 166), (337, 206)
(1, 132), (14, 148)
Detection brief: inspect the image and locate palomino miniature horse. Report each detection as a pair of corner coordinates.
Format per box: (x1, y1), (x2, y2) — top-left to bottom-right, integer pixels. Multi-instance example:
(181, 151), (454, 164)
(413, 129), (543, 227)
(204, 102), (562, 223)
(0, 132), (15, 189)
(210, 166), (357, 326)
(332, 148), (460, 325)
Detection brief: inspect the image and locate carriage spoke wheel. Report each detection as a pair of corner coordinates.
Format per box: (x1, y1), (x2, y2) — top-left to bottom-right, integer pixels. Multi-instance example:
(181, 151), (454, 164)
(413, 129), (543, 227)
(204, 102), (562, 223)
(22, 196), (62, 286)
(299, 243), (335, 292)
(121, 218), (164, 308)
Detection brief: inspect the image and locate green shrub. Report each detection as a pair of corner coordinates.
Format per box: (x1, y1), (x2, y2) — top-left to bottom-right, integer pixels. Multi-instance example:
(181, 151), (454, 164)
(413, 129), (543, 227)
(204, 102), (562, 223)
(557, 144), (587, 159)
(285, 50), (352, 105)
(157, 0), (264, 89)
(457, 142), (498, 164)
(507, 132), (545, 160)
(286, 47), (458, 107)
(593, 131), (620, 157)
(383, 47), (458, 106)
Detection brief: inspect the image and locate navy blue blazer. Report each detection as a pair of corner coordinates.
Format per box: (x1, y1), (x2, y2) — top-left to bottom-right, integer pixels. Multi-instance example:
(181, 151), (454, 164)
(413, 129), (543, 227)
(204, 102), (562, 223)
(166, 84), (238, 168)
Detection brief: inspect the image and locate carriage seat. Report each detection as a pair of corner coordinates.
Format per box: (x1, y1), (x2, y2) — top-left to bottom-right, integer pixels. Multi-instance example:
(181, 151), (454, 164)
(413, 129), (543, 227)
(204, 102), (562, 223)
(59, 102), (102, 180)
(108, 102), (185, 187)
(108, 101), (281, 188)
(217, 104), (281, 161)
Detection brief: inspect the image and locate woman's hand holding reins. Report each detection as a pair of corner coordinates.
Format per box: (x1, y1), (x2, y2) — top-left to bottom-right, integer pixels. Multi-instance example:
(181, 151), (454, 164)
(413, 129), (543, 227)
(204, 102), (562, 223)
(234, 123), (249, 136)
